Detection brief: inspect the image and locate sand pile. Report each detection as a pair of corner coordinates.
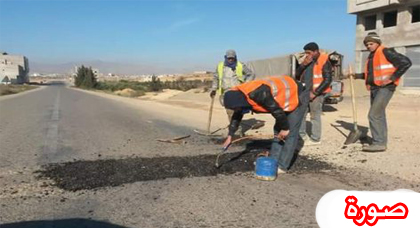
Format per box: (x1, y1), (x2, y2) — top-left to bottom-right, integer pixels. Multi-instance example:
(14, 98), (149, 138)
(142, 89), (184, 100)
(114, 88), (138, 97)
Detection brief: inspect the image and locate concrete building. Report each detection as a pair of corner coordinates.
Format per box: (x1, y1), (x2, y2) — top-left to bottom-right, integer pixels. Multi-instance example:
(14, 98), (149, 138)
(348, 0), (420, 89)
(0, 52), (30, 84)
(193, 71), (212, 74)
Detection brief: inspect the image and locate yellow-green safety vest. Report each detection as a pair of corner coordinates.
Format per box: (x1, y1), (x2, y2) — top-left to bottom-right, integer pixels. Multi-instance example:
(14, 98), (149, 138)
(217, 61), (243, 94)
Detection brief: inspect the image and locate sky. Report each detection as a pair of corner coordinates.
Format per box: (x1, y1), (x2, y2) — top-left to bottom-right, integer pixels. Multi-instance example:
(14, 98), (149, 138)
(0, 0), (357, 74)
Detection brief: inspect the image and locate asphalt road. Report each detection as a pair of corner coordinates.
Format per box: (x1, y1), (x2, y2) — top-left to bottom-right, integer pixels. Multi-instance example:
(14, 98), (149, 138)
(0, 84), (416, 228)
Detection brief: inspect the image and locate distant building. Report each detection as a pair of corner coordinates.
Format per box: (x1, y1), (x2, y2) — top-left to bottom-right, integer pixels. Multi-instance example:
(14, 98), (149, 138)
(348, 0), (420, 89)
(193, 71), (212, 74)
(30, 73), (42, 77)
(0, 52), (30, 84)
(92, 68), (100, 77)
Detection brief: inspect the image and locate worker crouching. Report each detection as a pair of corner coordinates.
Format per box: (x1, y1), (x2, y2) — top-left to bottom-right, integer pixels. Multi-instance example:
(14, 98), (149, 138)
(222, 75), (306, 174)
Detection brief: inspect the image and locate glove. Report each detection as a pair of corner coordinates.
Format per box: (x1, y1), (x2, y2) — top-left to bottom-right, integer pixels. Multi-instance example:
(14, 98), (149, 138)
(210, 90), (216, 98)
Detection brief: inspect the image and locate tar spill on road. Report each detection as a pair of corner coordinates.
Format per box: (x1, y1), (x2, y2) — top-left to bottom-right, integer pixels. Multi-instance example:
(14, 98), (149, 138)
(36, 150), (335, 191)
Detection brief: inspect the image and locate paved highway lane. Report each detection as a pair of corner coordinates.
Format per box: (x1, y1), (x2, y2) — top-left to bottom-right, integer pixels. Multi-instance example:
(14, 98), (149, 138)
(1, 83), (199, 169)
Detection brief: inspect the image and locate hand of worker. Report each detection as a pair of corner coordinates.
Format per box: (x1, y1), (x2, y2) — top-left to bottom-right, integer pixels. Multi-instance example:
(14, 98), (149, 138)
(277, 130), (290, 141)
(210, 90), (216, 98)
(302, 55), (313, 66)
(310, 92), (316, 100)
(222, 135), (232, 150)
(366, 84), (371, 91)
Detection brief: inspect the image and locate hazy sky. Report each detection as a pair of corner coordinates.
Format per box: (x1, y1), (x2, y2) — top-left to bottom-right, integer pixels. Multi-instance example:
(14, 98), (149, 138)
(0, 0), (356, 73)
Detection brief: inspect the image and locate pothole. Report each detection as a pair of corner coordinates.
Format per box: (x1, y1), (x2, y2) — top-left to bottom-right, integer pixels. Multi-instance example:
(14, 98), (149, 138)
(36, 151), (335, 191)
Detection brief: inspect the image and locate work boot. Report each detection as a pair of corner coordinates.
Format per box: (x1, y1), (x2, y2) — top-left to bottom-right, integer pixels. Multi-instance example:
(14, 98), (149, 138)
(277, 168), (287, 175)
(362, 144), (387, 152)
(304, 138), (321, 146)
(300, 134), (308, 141)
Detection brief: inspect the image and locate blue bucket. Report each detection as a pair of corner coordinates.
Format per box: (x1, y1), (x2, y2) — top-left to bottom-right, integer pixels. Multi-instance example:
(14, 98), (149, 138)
(255, 157), (278, 181)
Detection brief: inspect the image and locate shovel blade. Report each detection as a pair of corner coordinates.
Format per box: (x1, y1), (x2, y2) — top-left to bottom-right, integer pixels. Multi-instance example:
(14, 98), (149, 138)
(344, 129), (362, 145)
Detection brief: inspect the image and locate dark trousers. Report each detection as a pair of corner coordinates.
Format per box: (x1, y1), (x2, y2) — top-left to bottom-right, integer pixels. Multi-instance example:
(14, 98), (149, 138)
(368, 87), (394, 146)
(269, 102), (307, 171)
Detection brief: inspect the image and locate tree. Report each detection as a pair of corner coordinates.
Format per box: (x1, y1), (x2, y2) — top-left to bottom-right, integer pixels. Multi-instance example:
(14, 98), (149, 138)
(82, 67), (97, 88)
(74, 65), (86, 87)
(74, 65), (97, 88)
(149, 75), (162, 92)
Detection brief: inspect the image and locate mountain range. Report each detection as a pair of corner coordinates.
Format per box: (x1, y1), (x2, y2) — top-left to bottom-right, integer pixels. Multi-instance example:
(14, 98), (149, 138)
(29, 60), (208, 75)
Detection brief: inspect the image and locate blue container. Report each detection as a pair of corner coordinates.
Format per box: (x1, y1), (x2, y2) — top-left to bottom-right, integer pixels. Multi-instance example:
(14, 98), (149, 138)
(255, 157), (278, 181)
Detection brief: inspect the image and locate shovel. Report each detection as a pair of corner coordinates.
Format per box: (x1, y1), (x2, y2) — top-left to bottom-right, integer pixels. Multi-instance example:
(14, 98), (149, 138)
(215, 143), (231, 168)
(214, 134), (273, 168)
(344, 65), (362, 145)
(207, 96), (215, 134)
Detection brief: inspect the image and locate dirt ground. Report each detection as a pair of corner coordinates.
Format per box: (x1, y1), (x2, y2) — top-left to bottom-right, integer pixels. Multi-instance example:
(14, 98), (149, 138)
(84, 79), (420, 184)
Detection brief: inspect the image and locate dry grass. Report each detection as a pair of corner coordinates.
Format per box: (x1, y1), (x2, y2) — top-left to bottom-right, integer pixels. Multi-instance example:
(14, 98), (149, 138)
(0, 84), (38, 96)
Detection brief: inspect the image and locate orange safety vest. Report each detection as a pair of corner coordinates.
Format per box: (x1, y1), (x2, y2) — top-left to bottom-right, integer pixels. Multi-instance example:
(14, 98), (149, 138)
(313, 53), (331, 93)
(232, 75), (299, 113)
(364, 45), (398, 86)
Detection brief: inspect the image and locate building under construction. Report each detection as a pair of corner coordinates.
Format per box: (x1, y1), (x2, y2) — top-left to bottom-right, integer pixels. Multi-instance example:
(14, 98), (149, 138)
(0, 52), (30, 84)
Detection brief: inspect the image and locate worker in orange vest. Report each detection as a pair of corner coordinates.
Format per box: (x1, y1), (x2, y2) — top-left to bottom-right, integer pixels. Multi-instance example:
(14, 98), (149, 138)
(222, 75), (306, 174)
(362, 32), (412, 152)
(296, 42), (333, 146)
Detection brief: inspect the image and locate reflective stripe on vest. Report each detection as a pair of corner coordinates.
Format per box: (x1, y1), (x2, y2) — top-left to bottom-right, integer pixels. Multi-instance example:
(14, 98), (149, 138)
(217, 61), (243, 94)
(279, 77), (291, 111)
(364, 45), (398, 86)
(265, 77), (292, 111)
(375, 64), (394, 70)
(265, 78), (278, 97)
(313, 53), (331, 93)
(233, 75), (299, 113)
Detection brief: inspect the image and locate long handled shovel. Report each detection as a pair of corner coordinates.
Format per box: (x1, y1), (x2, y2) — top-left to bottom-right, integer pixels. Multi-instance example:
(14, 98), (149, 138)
(193, 96), (222, 137)
(207, 96), (215, 134)
(344, 65), (362, 145)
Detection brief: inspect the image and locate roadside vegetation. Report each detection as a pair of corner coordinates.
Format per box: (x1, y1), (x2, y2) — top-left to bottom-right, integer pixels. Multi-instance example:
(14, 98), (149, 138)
(0, 84), (38, 96)
(74, 65), (212, 97)
(74, 65), (98, 89)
